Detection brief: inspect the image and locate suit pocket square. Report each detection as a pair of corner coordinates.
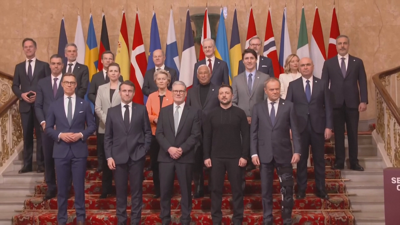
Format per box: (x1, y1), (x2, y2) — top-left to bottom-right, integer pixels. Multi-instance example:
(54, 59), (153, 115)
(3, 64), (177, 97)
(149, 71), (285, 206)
(79, 111), (84, 113)
(261, 65), (268, 67)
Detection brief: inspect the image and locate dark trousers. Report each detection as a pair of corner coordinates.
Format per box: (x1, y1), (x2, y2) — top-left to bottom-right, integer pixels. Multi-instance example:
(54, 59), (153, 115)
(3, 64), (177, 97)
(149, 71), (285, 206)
(260, 159), (293, 224)
(297, 118), (326, 192)
(159, 162), (193, 225)
(150, 135), (160, 195)
(114, 157), (145, 225)
(193, 143), (206, 192)
(41, 130), (56, 193)
(211, 158), (244, 225)
(20, 109), (43, 168)
(333, 103), (360, 165)
(55, 149), (87, 224)
(97, 133), (113, 194)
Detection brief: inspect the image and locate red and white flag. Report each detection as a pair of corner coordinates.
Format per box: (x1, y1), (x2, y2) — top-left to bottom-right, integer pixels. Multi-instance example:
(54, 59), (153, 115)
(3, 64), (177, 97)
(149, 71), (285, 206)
(263, 7), (280, 78)
(327, 6), (340, 59)
(130, 11), (147, 104)
(199, 8), (211, 61)
(245, 8), (257, 49)
(310, 7), (326, 79)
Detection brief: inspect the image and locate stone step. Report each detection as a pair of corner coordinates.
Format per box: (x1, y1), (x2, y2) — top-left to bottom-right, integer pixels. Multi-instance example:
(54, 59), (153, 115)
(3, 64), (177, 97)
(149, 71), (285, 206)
(0, 183), (35, 198)
(349, 195), (384, 212)
(345, 181), (384, 196)
(346, 156), (383, 169)
(340, 168), (383, 182)
(345, 134), (373, 145)
(353, 211), (385, 225)
(0, 197), (26, 212)
(2, 170), (44, 183)
(343, 145), (378, 157)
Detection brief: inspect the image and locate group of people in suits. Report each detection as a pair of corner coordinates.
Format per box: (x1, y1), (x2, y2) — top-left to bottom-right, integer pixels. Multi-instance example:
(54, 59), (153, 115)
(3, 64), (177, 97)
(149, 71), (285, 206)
(11, 33), (367, 225)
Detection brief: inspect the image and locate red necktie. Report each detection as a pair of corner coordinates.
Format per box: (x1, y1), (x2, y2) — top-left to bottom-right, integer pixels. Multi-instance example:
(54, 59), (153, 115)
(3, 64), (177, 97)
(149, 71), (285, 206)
(208, 59), (213, 74)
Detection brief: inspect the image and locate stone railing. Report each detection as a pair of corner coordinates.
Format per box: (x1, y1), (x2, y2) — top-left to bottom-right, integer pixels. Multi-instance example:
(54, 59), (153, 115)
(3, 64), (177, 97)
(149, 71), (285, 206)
(0, 71), (22, 167)
(373, 66), (400, 167)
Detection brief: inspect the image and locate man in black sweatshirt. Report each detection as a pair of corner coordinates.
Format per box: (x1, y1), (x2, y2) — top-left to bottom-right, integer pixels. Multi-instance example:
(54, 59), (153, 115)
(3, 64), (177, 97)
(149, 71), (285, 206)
(203, 84), (250, 225)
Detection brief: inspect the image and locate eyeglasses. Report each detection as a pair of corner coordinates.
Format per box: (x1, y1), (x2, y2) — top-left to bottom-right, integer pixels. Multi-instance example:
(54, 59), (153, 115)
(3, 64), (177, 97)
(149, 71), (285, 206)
(250, 44), (261, 47)
(63, 81), (77, 86)
(172, 90), (186, 94)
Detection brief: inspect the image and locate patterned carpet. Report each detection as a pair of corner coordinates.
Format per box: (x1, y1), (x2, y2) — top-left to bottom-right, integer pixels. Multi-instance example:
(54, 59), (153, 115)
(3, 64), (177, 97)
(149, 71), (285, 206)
(12, 136), (354, 224)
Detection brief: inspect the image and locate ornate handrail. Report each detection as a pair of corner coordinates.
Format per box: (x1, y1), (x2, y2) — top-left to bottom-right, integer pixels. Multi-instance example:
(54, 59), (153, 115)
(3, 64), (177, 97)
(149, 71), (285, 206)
(373, 66), (400, 167)
(0, 70), (18, 117)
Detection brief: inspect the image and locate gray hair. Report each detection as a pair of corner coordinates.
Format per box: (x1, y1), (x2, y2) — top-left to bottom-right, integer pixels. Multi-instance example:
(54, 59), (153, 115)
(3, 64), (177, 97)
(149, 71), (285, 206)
(336, 35), (350, 44)
(153, 69), (171, 84)
(172, 81), (187, 89)
(197, 64), (211, 74)
(203, 38), (215, 47)
(263, 77), (281, 88)
(65, 43), (78, 51)
(249, 36), (262, 44)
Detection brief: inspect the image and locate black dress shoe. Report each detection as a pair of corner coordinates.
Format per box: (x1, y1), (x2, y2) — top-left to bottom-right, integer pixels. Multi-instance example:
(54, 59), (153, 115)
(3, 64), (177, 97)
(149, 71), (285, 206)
(43, 191), (57, 201)
(350, 163), (364, 171)
(296, 190), (306, 199)
(18, 166), (32, 174)
(153, 193), (160, 199)
(37, 166), (45, 173)
(315, 190), (329, 200)
(99, 193), (110, 199)
(331, 163), (344, 170)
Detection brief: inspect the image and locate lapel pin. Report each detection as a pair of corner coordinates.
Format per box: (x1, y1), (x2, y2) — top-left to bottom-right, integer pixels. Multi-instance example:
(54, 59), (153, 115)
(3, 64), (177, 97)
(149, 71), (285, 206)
(212, 89), (214, 91)
(353, 59), (356, 61)
(282, 102), (285, 105)
(80, 101), (83, 104)
(315, 80), (317, 83)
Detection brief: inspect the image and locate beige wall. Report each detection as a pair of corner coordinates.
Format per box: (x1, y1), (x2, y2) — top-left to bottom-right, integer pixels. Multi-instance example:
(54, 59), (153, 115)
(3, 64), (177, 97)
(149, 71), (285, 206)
(1, 0), (399, 120)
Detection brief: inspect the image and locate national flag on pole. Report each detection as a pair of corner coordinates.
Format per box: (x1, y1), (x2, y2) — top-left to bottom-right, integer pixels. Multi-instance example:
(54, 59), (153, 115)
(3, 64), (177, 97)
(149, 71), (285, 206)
(215, 9), (231, 83)
(199, 8), (211, 61)
(74, 15), (85, 65)
(98, 13), (110, 71)
(84, 14), (98, 82)
(130, 11), (147, 105)
(327, 6), (340, 59)
(263, 7), (280, 78)
(115, 11), (130, 81)
(179, 9), (197, 88)
(279, 7), (292, 73)
(245, 8), (257, 49)
(147, 12), (162, 70)
(310, 7), (326, 78)
(229, 8), (242, 78)
(165, 9), (180, 79)
(57, 18), (68, 65)
(297, 6), (310, 60)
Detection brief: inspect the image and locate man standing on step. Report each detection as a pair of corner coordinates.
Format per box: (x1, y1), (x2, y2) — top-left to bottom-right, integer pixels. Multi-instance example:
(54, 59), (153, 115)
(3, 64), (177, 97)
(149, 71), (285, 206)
(251, 77), (301, 225)
(203, 84), (249, 225)
(35, 54), (65, 201)
(156, 81), (201, 225)
(63, 43), (89, 99)
(45, 73), (96, 225)
(286, 57), (333, 200)
(104, 80), (152, 225)
(322, 35), (368, 171)
(12, 38), (50, 174)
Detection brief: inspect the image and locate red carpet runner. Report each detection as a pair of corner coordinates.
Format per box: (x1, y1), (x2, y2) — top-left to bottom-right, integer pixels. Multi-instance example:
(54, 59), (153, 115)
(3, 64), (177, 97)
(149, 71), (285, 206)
(12, 136), (354, 224)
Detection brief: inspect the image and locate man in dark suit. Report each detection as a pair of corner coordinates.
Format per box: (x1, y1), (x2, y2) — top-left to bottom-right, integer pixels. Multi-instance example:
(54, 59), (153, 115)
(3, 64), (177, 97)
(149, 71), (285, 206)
(63, 43), (89, 99)
(186, 64), (220, 198)
(35, 54), (65, 200)
(286, 57), (333, 200)
(142, 49), (178, 97)
(237, 36), (275, 77)
(156, 81), (201, 225)
(104, 80), (152, 225)
(12, 38), (50, 173)
(193, 38), (229, 86)
(45, 73), (96, 225)
(87, 50), (122, 172)
(321, 35), (368, 171)
(251, 77), (301, 225)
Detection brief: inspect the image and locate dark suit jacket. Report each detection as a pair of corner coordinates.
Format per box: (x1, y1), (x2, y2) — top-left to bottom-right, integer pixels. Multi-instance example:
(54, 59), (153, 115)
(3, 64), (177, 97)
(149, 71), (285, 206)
(88, 71), (124, 104)
(12, 59), (51, 113)
(156, 104), (201, 164)
(250, 99), (301, 164)
(35, 76), (64, 123)
(186, 83), (220, 124)
(142, 66), (178, 97)
(321, 55), (368, 109)
(193, 58), (229, 86)
(45, 97), (96, 158)
(238, 55), (275, 77)
(63, 62), (89, 99)
(286, 77), (333, 133)
(104, 103), (152, 164)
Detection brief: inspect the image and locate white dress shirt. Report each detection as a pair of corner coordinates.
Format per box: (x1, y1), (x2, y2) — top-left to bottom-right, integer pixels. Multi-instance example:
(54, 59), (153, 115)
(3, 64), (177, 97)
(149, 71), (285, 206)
(245, 69), (256, 90)
(58, 94), (83, 140)
(121, 102), (133, 123)
(173, 102), (185, 126)
(302, 76), (313, 95)
(103, 69), (108, 80)
(337, 54), (349, 70)
(155, 64), (166, 71)
(25, 57), (36, 75)
(205, 56), (215, 68)
(257, 56), (261, 70)
(66, 61), (77, 72)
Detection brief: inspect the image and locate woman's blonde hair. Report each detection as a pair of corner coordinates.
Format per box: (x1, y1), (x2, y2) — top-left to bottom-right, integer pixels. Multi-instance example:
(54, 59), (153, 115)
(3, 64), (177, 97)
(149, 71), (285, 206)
(283, 54), (299, 74)
(153, 69), (172, 85)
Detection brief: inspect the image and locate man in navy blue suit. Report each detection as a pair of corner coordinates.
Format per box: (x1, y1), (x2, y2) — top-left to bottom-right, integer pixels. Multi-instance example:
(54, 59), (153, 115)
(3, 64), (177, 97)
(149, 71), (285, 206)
(35, 54), (65, 201)
(45, 73), (96, 225)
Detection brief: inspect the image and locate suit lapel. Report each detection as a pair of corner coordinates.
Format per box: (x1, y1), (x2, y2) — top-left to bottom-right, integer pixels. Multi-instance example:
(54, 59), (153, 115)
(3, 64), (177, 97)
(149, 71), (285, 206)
(310, 77), (319, 102)
(204, 85), (216, 108)
(263, 101), (273, 127)
(115, 105), (125, 131)
(112, 83), (121, 105)
(346, 55), (355, 78)
(241, 74), (250, 96)
(70, 98), (82, 126)
(60, 98), (70, 127)
(251, 72), (261, 97)
(168, 105), (175, 134)
(273, 99), (285, 127)
(195, 86), (202, 107)
(213, 59), (220, 75)
(176, 106), (189, 135)
(298, 78), (308, 103)
(73, 63), (81, 74)
(128, 103), (136, 132)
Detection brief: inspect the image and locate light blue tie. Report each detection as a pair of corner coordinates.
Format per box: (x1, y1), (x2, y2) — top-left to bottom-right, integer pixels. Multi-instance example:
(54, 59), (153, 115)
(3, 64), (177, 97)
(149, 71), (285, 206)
(270, 102), (276, 125)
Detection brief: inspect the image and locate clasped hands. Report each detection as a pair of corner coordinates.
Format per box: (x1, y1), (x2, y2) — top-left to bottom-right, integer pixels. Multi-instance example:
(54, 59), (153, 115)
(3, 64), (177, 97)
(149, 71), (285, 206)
(59, 133), (82, 143)
(168, 147), (183, 159)
(204, 157), (247, 168)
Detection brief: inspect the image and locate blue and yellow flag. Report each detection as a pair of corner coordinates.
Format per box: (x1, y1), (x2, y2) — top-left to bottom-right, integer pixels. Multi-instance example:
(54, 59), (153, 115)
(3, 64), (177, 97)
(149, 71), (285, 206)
(84, 14), (98, 82)
(215, 10), (231, 84)
(229, 9), (242, 79)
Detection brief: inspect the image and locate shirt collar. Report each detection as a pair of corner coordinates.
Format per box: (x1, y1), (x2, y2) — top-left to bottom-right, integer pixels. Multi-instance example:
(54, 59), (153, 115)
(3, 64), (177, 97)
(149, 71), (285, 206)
(246, 70), (256, 76)
(205, 56), (215, 62)
(267, 98), (280, 105)
(64, 94), (76, 99)
(67, 61), (77, 66)
(103, 69), (107, 74)
(155, 64), (165, 70)
(338, 54), (349, 60)
(26, 57), (36, 63)
(51, 74), (62, 80)
(173, 102), (185, 108)
(302, 76), (313, 83)
(122, 101), (133, 108)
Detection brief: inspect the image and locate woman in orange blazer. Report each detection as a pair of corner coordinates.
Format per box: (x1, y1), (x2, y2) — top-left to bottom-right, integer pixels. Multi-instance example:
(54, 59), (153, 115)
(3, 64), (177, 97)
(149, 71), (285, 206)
(146, 69), (173, 198)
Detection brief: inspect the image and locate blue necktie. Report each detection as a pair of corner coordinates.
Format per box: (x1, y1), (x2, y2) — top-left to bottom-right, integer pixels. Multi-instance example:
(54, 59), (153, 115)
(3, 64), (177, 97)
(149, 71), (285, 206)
(248, 73), (253, 94)
(341, 57), (346, 78)
(67, 97), (72, 126)
(305, 80), (311, 102)
(270, 102), (276, 125)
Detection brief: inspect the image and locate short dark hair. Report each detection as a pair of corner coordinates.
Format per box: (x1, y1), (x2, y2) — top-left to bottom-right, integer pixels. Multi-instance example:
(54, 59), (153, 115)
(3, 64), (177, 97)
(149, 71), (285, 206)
(22, 38), (37, 48)
(242, 49), (257, 59)
(50, 54), (63, 62)
(219, 84), (233, 93)
(119, 80), (135, 91)
(107, 62), (120, 73)
(102, 50), (114, 60)
(61, 73), (77, 82)
(336, 35), (350, 44)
